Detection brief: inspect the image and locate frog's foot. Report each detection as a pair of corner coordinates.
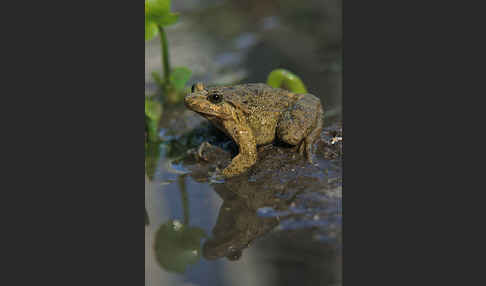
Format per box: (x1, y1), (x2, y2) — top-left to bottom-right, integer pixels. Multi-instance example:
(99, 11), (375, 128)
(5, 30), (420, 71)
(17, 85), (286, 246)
(298, 139), (317, 164)
(194, 141), (233, 169)
(221, 154), (257, 178)
(302, 113), (324, 165)
(197, 141), (213, 160)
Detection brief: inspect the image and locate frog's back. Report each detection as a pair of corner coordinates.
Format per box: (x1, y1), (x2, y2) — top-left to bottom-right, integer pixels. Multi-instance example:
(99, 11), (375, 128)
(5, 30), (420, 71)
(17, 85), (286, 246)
(230, 83), (295, 112)
(224, 84), (293, 145)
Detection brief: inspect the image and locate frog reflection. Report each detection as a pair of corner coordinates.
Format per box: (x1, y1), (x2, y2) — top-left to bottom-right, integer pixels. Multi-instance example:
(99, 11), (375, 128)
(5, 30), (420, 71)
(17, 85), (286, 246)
(202, 179), (291, 261)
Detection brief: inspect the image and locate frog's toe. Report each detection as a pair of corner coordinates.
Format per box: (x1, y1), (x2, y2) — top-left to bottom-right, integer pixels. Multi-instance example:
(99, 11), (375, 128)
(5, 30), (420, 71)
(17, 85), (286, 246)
(298, 140), (306, 155)
(221, 167), (237, 178)
(304, 148), (313, 163)
(221, 153), (256, 178)
(303, 139), (319, 165)
(209, 167), (226, 183)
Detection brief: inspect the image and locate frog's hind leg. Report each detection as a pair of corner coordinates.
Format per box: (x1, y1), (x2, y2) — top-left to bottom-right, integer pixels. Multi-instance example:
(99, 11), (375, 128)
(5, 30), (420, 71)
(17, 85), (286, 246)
(277, 94), (323, 164)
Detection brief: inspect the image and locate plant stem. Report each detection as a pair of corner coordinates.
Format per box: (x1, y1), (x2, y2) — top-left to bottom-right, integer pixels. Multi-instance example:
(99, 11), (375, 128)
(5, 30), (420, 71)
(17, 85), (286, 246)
(158, 25), (171, 85)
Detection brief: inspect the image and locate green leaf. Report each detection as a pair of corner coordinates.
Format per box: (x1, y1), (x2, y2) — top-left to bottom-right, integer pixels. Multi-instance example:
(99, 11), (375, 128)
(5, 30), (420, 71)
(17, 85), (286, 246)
(149, 13), (179, 27)
(145, 20), (158, 41)
(170, 67), (192, 92)
(157, 12), (179, 26)
(145, 0), (179, 27)
(146, 0), (170, 16)
(266, 68), (308, 94)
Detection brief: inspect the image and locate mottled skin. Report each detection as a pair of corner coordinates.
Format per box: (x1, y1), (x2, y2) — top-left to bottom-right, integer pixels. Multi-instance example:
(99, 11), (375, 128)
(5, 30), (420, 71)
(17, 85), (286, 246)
(184, 82), (324, 177)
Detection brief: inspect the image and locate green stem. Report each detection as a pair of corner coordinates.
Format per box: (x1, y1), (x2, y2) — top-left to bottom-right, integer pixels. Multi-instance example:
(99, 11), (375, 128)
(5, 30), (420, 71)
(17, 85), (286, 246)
(158, 25), (171, 85)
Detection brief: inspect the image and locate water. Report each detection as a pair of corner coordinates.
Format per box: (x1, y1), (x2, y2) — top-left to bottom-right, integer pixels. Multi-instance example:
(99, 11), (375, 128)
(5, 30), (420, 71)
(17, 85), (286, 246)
(146, 1), (342, 285)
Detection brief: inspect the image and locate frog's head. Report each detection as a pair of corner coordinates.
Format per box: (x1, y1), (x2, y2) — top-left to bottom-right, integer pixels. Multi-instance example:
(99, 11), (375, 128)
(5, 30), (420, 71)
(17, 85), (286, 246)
(185, 82), (243, 122)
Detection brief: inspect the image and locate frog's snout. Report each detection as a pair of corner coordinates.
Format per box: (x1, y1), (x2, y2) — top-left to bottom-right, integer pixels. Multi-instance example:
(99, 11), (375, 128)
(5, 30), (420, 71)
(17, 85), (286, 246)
(184, 93), (193, 107)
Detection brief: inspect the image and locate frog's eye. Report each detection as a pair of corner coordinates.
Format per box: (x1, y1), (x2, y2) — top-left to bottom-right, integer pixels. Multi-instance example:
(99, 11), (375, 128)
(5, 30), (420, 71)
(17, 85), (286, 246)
(208, 93), (223, 104)
(226, 249), (242, 261)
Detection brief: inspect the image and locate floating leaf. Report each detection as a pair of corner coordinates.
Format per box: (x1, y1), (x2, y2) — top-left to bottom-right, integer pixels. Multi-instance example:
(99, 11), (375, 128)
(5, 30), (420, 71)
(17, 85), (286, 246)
(267, 68), (308, 94)
(154, 220), (206, 273)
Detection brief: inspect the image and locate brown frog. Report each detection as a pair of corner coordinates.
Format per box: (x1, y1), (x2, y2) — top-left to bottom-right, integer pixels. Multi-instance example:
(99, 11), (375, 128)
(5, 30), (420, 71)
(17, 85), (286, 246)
(184, 82), (324, 177)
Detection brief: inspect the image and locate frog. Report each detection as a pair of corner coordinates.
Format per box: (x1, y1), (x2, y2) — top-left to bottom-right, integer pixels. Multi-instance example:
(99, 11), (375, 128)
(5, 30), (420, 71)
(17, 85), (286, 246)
(184, 82), (324, 177)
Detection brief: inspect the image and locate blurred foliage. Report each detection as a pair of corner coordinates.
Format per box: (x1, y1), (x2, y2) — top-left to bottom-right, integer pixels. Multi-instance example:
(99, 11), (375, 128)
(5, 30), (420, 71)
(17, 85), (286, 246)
(267, 68), (308, 93)
(145, 0), (192, 143)
(146, 0), (191, 105)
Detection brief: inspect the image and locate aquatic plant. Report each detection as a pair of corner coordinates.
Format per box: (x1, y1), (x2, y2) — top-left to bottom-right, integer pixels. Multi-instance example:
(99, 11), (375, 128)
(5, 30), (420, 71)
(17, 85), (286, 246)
(145, 0), (193, 142)
(154, 220), (206, 273)
(145, 0), (192, 103)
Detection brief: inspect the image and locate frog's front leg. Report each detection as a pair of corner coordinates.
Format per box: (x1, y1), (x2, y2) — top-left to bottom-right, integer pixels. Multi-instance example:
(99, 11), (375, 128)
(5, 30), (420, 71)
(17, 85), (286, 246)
(221, 123), (257, 177)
